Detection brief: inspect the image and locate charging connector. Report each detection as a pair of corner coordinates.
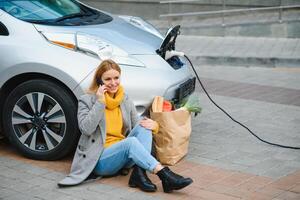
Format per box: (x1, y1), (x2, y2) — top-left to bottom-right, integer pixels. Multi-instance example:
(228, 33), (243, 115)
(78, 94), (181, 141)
(165, 50), (185, 60)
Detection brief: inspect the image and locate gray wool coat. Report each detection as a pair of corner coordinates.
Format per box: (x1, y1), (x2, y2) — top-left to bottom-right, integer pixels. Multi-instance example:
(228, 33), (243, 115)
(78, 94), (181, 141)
(58, 93), (139, 186)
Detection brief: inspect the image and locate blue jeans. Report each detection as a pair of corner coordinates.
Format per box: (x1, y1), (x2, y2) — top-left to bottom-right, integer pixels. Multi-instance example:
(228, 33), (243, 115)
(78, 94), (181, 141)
(93, 125), (159, 176)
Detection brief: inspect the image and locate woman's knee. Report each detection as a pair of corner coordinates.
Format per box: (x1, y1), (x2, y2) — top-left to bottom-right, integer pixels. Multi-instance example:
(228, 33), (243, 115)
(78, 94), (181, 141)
(124, 137), (140, 148)
(136, 125), (152, 135)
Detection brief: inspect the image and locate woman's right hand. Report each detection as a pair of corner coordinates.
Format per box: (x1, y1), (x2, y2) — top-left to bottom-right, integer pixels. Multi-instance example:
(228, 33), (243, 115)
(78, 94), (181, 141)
(96, 85), (107, 103)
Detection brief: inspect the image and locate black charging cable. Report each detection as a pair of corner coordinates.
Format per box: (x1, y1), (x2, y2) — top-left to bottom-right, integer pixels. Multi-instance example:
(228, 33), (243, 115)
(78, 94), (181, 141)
(184, 55), (300, 150)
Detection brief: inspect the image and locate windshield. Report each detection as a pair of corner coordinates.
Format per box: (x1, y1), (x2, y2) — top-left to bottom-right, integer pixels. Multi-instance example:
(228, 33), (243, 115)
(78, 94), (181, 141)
(0, 0), (112, 25)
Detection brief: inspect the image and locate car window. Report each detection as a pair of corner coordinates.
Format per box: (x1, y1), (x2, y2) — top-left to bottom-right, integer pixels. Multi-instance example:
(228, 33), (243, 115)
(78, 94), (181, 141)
(0, 0), (112, 25)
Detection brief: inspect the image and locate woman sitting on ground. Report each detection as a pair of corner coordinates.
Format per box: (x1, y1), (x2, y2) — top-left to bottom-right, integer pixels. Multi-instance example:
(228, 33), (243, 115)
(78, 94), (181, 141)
(58, 59), (193, 193)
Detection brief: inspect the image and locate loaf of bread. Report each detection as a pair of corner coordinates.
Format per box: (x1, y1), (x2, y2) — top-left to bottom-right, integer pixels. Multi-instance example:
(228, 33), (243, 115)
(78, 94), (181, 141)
(152, 96), (164, 112)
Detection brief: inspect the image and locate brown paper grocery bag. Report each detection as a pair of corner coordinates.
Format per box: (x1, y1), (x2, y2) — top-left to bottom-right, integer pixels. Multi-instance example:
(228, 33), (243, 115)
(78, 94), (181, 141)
(150, 109), (191, 165)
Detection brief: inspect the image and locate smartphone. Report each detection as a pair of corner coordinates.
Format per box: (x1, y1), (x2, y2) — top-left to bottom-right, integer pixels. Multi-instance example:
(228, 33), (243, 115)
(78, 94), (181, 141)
(96, 77), (104, 86)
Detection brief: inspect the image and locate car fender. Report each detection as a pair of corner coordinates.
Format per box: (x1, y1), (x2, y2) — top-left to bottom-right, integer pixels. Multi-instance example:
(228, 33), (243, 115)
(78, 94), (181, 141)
(0, 62), (87, 98)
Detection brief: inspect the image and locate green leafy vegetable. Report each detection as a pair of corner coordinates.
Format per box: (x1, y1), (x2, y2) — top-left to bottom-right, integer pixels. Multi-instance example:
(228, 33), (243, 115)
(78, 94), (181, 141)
(180, 94), (202, 115)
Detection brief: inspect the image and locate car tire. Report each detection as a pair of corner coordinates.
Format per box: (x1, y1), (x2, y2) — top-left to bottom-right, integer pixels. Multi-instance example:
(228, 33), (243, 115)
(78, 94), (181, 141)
(2, 79), (79, 160)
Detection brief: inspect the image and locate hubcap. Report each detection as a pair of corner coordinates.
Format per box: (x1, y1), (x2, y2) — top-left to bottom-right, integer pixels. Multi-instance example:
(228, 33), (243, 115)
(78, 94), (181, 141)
(12, 92), (66, 152)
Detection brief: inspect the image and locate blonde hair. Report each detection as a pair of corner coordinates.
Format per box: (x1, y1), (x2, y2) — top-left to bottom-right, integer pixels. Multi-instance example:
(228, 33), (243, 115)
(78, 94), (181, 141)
(87, 59), (121, 94)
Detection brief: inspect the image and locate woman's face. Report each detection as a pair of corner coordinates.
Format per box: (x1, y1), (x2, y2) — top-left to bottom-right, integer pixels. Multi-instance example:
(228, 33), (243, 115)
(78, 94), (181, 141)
(101, 69), (121, 94)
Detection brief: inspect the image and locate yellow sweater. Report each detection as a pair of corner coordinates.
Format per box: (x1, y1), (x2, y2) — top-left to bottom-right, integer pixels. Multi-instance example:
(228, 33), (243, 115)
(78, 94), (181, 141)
(104, 106), (124, 148)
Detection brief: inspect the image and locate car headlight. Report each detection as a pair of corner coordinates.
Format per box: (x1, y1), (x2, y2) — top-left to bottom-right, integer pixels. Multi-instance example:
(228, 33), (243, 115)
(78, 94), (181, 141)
(119, 15), (163, 39)
(40, 32), (145, 67)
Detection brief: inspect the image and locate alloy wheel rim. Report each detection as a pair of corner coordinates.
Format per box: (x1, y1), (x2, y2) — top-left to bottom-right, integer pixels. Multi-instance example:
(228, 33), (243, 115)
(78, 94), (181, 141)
(11, 92), (66, 152)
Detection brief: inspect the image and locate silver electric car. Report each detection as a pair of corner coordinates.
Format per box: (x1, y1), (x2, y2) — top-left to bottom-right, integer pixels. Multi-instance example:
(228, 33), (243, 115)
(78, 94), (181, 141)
(0, 0), (195, 160)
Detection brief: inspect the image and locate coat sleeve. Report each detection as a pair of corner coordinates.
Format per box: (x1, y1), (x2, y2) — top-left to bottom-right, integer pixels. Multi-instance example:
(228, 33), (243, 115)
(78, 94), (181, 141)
(77, 95), (105, 136)
(128, 98), (140, 128)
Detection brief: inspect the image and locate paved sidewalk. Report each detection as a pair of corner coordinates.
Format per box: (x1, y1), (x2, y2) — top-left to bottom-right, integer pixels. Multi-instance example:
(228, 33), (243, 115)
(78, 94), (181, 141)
(189, 65), (300, 178)
(1, 62), (300, 199)
(176, 35), (300, 67)
(1, 141), (300, 200)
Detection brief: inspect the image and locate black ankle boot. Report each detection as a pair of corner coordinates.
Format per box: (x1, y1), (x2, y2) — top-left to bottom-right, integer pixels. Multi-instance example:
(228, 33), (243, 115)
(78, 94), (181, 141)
(157, 167), (193, 193)
(128, 165), (157, 192)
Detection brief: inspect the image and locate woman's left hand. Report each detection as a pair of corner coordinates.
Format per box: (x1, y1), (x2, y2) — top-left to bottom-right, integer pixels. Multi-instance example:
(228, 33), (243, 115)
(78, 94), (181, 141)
(139, 117), (158, 131)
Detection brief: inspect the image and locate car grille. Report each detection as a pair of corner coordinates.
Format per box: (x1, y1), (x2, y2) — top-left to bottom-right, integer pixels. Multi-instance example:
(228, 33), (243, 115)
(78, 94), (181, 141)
(174, 77), (196, 104)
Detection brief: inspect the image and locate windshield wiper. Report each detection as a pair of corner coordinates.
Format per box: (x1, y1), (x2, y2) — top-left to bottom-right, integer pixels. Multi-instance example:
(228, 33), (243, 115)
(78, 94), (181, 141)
(54, 12), (92, 22)
(25, 19), (54, 24)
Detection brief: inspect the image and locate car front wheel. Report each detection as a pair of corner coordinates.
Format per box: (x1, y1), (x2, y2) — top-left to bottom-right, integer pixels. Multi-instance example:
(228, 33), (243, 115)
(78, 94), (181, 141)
(2, 79), (79, 160)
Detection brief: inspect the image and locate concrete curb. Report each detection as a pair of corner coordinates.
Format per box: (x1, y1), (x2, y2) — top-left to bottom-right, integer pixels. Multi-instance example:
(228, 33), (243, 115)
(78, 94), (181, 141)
(189, 55), (300, 67)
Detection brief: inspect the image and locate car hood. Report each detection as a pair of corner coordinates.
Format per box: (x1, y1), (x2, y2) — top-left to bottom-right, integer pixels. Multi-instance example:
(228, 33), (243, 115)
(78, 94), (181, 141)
(33, 16), (163, 55)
